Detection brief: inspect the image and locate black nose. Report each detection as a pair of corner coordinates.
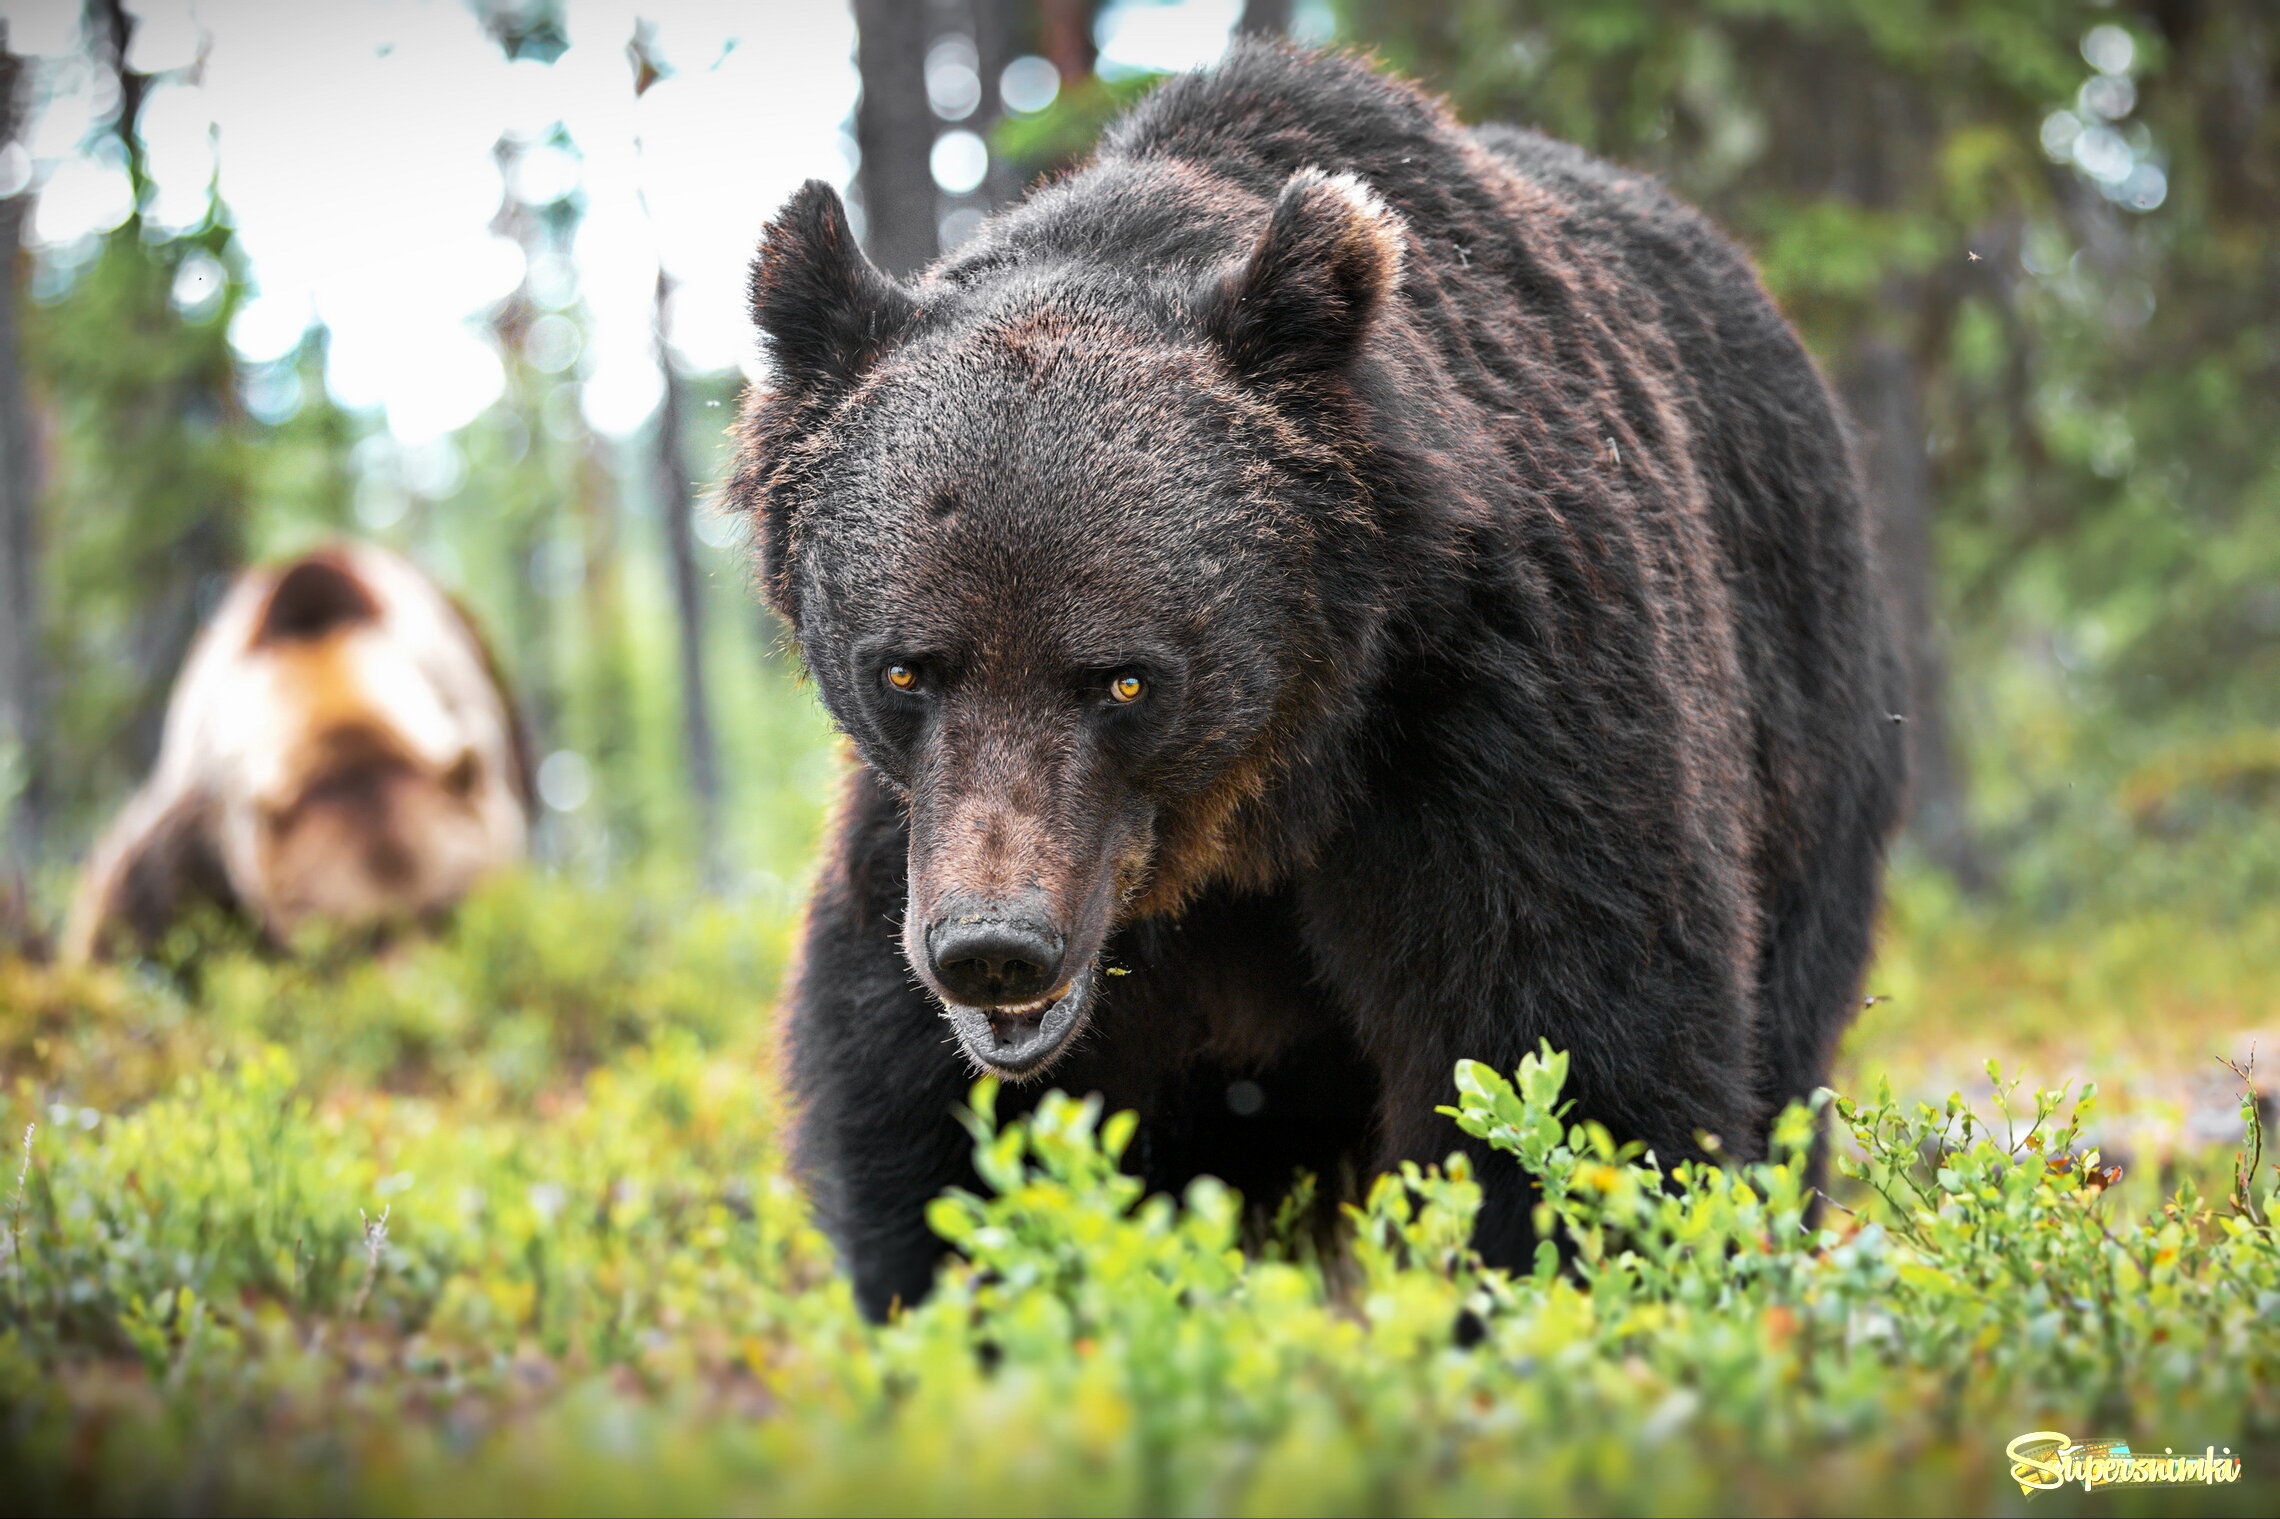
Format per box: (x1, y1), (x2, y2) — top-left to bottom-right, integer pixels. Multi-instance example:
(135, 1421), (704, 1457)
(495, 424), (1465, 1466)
(928, 918), (1065, 1008)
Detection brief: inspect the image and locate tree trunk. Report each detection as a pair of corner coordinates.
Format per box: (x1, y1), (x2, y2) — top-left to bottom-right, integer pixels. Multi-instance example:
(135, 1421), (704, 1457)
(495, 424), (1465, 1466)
(94, 0), (239, 774)
(1750, 29), (1988, 894)
(651, 271), (724, 889)
(1236, 0), (1293, 38)
(1037, 0), (1100, 83)
(92, 0), (150, 196)
(487, 136), (563, 798)
(1847, 335), (1989, 893)
(970, 0), (1022, 207)
(853, 0), (937, 278)
(573, 436), (641, 868)
(0, 33), (41, 862)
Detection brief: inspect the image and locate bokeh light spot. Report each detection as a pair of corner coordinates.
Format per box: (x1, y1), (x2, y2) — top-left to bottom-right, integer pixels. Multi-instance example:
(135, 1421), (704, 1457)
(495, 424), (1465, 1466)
(930, 129), (988, 195)
(1000, 55), (1060, 115)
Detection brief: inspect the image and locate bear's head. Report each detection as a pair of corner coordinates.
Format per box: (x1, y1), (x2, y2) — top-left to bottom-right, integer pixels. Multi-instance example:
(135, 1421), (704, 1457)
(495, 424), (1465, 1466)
(733, 169), (1406, 1078)
(225, 551), (528, 944)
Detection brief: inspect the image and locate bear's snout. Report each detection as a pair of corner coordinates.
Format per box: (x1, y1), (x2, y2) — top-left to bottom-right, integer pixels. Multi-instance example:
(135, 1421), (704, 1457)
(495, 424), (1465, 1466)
(920, 903), (1093, 1076)
(926, 914), (1066, 1009)
(896, 718), (1140, 1077)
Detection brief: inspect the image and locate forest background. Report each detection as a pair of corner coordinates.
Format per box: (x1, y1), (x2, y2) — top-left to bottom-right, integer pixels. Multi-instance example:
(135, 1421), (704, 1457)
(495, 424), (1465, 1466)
(0, 0), (2275, 1511)
(4, 0), (2277, 972)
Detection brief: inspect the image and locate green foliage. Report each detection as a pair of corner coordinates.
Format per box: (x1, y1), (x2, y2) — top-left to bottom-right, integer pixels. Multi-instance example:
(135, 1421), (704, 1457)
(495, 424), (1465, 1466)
(1456, 1045), (2279, 1441)
(1, 888), (2274, 1513)
(26, 214), (254, 814)
(1, 872), (791, 1111)
(990, 72), (1167, 179)
(23, 207), (367, 846)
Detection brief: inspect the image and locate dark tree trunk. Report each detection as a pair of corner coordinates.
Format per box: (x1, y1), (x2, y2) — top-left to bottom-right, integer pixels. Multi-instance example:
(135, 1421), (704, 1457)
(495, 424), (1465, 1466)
(626, 26), (723, 882)
(0, 33), (41, 862)
(1236, 0), (1293, 38)
(651, 271), (724, 889)
(1747, 30), (1989, 892)
(92, 0), (149, 195)
(94, 0), (240, 775)
(573, 434), (642, 865)
(1847, 335), (1989, 893)
(486, 136), (562, 778)
(853, 0), (938, 278)
(124, 519), (233, 773)
(970, 0), (1022, 206)
(1037, 0), (1100, 82)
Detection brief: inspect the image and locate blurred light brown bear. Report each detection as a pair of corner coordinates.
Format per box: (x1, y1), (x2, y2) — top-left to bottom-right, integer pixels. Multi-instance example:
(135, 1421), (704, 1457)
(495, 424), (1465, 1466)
(65, 543), (532, 961)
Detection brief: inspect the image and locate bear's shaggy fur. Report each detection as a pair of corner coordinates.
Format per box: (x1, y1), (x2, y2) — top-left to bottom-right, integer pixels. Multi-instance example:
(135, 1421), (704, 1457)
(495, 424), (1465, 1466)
(730, 43), (1905, 1320)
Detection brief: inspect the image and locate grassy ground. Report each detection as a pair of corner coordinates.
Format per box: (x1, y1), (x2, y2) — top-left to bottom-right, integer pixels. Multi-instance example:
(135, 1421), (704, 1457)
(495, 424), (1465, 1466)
(0, 853), (2274, 1513)
(1849, 870), (2279, 1196)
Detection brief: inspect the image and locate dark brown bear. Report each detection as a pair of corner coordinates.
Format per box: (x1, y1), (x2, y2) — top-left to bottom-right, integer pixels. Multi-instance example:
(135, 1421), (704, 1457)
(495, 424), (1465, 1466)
(729, 43), (1905, 1320)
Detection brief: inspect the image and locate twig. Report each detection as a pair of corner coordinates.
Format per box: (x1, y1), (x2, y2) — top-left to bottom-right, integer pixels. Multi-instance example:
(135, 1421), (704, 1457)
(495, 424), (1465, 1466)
(1810, 1188), (1859, 1217)
(4, 1123), (32, 1305)
(2219, 1048), (2268, 1227)
(349, 1205), (389, 1320)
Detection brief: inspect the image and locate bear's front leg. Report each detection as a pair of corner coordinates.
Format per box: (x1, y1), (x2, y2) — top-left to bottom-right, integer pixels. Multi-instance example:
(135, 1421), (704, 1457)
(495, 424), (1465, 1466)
(1298, 768), (1766, 1276)
(785, 767), (978, 1321)
(1322, 954), (1761, 1273)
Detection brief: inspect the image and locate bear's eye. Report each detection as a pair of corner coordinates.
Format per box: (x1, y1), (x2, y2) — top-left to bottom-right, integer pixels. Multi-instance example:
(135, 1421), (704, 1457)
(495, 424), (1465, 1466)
(885, 664), (920, 693)
(1108, 674), (1145, 704)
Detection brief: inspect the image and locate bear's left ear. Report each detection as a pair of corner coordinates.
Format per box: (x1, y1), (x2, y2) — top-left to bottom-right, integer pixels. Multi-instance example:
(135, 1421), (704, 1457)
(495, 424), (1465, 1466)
(1201, 168), (1406, 385)
(747, 179), (918, 404)
(252, 552), (379, 648)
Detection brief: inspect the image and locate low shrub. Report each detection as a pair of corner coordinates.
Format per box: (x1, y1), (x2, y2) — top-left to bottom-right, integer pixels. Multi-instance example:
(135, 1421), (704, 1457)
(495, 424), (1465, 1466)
(2, 966), (2272, 1513)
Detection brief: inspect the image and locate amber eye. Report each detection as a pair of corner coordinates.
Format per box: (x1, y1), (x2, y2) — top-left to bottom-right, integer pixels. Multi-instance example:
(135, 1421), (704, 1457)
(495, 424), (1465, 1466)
(885, 664), (919, 692)
(1108, 674), (1145, 704)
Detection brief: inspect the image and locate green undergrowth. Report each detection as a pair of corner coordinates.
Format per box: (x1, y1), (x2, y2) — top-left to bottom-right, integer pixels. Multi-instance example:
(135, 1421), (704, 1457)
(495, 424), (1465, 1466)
(0, 870), (792, 1112)
(0, 874), (2275, 1514)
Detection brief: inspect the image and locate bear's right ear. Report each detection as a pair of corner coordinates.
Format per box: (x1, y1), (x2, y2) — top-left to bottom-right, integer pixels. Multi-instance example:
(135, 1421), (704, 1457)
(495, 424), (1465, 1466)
(1200, 168), (1406, 386)
(747, 180), (918, 404)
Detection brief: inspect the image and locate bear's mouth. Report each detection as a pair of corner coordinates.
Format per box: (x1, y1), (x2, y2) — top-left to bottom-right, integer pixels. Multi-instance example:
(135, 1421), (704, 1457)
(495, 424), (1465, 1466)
(941, 964), (1095, 1079)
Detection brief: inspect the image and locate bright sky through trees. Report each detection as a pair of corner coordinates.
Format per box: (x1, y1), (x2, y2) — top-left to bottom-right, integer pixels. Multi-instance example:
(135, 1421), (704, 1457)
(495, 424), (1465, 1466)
(13, 0), (857, 442)
(7, 0), (1265, 444)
